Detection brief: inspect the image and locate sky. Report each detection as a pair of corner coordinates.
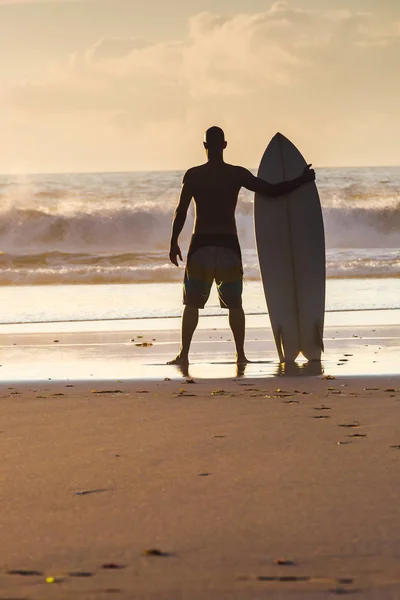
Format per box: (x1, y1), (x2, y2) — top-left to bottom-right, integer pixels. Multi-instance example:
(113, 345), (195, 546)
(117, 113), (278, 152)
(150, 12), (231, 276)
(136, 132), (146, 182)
(0, 0), (399, 173)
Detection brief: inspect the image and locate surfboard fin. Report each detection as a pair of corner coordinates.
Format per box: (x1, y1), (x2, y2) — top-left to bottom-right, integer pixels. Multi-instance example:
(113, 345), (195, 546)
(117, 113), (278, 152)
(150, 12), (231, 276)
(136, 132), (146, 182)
(273, 326), (285, 363)
(315, 322), (324, 352)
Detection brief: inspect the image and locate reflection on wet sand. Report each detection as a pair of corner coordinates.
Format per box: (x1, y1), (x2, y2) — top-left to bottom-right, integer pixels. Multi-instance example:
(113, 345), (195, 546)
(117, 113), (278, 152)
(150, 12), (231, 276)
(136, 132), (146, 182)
(276, 361), (323, 377)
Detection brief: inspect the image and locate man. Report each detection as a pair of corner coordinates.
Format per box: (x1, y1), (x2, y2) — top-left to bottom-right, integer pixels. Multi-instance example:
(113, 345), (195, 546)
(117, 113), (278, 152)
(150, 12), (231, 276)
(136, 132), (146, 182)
(168, 126), (315, 369)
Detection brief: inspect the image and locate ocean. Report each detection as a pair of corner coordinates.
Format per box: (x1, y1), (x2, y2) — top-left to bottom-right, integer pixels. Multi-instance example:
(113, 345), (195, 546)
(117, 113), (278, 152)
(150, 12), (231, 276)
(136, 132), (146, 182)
(0, 166), (399, 326)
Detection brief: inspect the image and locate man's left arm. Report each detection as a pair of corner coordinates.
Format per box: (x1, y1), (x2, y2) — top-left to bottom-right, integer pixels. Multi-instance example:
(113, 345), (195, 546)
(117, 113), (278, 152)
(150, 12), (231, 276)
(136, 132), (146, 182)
(239, 164), (315, 197)
(169, 182), (193, 266)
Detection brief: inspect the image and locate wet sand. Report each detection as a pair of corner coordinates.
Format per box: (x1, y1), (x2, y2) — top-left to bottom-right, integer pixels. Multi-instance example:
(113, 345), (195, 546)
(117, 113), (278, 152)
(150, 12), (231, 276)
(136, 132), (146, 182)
(0, 318), (399, 598)
(0, 311), (399, 381)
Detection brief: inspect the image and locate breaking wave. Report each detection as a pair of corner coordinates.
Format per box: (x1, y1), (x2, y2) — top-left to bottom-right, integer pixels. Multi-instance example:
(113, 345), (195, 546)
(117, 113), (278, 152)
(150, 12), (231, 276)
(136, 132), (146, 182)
(0, 167), (399, 284)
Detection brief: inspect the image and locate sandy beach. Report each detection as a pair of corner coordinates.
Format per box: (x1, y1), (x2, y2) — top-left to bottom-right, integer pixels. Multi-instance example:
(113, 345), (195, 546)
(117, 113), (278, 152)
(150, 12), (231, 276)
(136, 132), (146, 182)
(1, 315), (399, 599)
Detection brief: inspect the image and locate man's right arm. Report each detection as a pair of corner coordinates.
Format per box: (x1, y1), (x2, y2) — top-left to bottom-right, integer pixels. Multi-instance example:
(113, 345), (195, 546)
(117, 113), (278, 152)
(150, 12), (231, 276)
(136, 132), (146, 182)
(239, 165), (315, 197)
(169, 180), (193, 266)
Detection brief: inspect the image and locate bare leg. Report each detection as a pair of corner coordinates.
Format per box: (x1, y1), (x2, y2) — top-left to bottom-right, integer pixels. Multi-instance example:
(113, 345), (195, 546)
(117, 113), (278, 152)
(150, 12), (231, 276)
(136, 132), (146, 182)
(167, 305), (199, 366)
(228, 306), (249, 364)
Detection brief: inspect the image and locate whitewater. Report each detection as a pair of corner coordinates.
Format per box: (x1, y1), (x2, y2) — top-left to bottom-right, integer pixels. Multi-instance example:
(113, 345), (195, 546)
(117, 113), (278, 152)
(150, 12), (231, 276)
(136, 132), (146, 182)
(0, 166), (399, 286)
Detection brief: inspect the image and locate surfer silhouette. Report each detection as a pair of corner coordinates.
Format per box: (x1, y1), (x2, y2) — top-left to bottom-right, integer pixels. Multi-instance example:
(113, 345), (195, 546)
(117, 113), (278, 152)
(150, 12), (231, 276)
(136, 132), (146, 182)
(168, 126), (315, 370)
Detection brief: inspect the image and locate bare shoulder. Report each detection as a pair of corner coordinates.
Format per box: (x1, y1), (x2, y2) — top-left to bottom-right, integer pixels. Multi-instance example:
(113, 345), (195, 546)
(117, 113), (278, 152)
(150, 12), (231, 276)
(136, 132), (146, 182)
(183, 164), (206, 184)
(226, 164), (252, 183)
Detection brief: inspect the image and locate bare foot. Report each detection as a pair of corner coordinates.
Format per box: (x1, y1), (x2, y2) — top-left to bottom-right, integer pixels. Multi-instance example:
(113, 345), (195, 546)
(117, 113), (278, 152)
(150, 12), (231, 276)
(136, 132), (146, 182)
(166, 354), (189, 366)
(167, 355), (189, 377)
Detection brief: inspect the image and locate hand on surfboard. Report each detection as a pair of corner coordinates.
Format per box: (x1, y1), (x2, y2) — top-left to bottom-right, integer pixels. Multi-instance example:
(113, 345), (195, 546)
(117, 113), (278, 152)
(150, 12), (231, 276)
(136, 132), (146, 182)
(302, 164), (315, 183)
(169, 243), (183, 267)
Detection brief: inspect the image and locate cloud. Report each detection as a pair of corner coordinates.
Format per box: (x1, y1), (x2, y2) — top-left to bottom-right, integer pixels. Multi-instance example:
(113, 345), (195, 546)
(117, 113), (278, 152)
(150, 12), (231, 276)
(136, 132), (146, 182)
(85, 38), (149, 61)
(1, 0), (400, 171)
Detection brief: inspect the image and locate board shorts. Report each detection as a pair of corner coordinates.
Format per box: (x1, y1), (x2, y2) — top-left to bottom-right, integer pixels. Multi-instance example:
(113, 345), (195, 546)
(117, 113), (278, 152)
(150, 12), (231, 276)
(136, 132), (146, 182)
(183, 246), (243, 309)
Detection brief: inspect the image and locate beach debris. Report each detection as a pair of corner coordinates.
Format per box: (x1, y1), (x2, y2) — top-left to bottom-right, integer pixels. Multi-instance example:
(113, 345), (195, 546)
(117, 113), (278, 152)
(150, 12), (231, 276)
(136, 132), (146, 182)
(101, 563), (125, 570)
(68, 571), (93, 577)
(327, 387), (335, 390)
(53, 340), (59, 343)
(314, 405), (331, 410)
(279, 576), (310, 582)
(284, 400), (300, 404)
(211, 389), (226, 395)
(66, 384), (75, 387)
(75, 488), (108, 496)
(274, 559), (296, 566)
(185, 379), (196, 384)
(137, 335), (143, 338)
(338, 359), (348, 362)
(214, 435), (225, 438)
(45, 576), (63, 584)
(257, 575), (309, 582)
(330, 390), (342, 394)
(176, 389), (197, 397)
(135, 342), (153, 347)
(322, 375), (336, 380)
(136, 390), (149, 393)
(91, 389), (123, 394)
(344, 354), (353, 357)
(329, 587), (360, 595)
(164, 377), (171, 381)
(52, 393), (64, 396)
(385, 388), (396, 392)
(10, 391), (20, 395)
(313, 415), (331, 419)
(143, 548), (165, 556)
(7, 569), (44, 576)
(339, 422), (360, 428)
(198, 472), (211, 476)
(337, 441), (352, 445)
(348, 434), (367, 438)
(364, 387), (379, 391)
(390, 445), (400, 449)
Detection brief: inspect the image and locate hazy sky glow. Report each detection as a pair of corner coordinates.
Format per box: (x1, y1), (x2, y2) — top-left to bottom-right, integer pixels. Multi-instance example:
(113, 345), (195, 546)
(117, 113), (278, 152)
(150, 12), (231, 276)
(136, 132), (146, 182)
(0, 0), (399, 173)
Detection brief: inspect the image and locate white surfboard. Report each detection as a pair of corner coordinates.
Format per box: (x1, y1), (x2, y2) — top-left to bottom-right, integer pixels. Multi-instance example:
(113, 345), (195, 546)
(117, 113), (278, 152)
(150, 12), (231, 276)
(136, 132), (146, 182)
(254, 133), (325, 361)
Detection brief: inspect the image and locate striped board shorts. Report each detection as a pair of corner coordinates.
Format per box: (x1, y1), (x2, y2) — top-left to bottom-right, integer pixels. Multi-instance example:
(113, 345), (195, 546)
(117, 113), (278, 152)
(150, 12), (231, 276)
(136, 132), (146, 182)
(183, 246), (243, 309)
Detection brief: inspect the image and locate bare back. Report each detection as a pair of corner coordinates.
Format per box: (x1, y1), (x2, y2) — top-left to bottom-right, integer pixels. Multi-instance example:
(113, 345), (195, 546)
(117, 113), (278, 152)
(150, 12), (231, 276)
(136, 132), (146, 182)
(183, 162), (245, 235)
